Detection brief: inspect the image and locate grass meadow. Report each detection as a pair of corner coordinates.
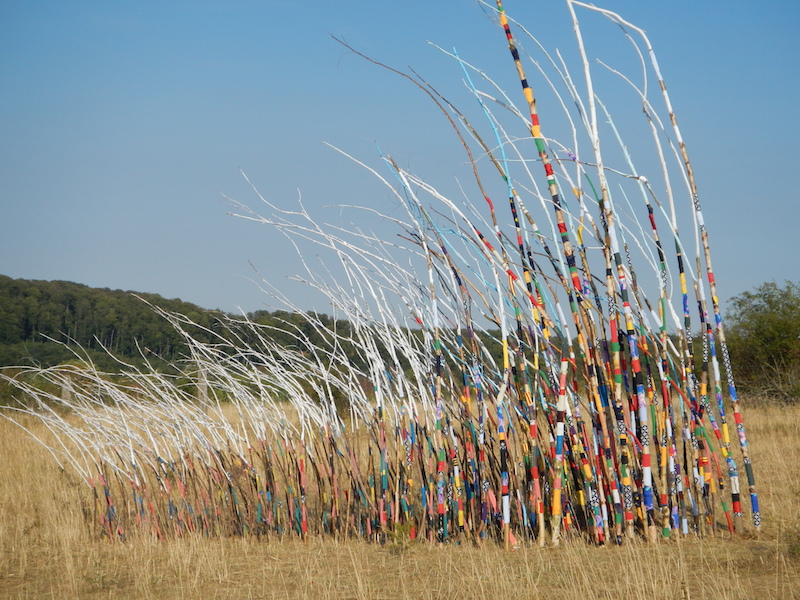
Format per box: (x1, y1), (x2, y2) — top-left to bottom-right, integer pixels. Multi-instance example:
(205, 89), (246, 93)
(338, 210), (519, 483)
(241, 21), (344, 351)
(1, 400), (799, 600)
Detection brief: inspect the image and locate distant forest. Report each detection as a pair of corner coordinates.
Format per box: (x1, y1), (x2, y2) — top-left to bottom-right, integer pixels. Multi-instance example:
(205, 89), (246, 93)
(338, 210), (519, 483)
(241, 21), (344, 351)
(0, 275), (350, 371)
(0, 275), (508, 382)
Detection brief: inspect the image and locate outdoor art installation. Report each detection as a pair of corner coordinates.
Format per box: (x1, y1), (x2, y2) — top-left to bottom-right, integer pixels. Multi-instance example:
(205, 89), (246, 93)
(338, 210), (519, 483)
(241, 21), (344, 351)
(1, 1), (759, 548)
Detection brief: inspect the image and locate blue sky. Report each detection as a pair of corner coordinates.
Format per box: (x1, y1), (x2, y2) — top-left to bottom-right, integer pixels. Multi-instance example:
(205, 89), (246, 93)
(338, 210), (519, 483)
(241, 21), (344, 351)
(1, 0), (798, 315)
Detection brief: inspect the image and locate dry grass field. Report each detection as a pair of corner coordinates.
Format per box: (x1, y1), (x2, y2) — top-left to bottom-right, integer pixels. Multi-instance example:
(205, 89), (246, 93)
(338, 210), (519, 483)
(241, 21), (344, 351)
(1, 401), (799, 600)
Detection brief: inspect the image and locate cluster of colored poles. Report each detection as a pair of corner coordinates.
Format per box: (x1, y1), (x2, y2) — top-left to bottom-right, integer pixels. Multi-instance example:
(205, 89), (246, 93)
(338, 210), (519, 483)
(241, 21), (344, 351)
(2, 0), (758, 547)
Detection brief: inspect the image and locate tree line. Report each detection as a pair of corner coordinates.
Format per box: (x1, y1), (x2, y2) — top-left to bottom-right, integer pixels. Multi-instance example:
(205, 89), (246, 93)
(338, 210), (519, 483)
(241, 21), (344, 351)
(0, 275), (224, 369)
(1, 275), (795, 400)
(0, 275), (390, 378)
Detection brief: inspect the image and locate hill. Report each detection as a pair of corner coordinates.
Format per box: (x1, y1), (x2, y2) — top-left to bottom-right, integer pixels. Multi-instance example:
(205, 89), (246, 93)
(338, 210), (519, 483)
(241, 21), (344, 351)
(0, 275), (229, 370)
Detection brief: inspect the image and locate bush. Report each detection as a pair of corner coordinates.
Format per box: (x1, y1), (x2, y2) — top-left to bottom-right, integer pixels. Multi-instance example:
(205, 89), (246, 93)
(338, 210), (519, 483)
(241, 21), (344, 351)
(725, 281), (800, 400)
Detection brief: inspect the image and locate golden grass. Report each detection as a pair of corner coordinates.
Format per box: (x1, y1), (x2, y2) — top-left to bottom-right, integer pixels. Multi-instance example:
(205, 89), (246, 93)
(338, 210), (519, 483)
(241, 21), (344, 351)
(1, 403), (799, 599)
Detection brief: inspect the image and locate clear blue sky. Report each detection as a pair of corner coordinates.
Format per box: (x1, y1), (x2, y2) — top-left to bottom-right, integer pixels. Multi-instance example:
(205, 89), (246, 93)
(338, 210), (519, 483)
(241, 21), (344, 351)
(1, 0), (798, 314)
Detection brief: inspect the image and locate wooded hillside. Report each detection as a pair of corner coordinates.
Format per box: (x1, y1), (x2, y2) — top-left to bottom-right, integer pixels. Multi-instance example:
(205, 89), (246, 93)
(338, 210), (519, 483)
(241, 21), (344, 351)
(0, 275), (228, 369)
(0, 275), (495, 375)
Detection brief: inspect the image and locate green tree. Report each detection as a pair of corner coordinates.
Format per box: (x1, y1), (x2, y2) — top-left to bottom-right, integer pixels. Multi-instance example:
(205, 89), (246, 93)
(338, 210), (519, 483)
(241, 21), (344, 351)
(725, 281), (800, 400)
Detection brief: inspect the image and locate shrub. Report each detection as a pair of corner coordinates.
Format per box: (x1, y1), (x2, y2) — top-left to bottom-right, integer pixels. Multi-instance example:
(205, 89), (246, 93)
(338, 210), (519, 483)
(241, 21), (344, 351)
(725, 281), (800, 400)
